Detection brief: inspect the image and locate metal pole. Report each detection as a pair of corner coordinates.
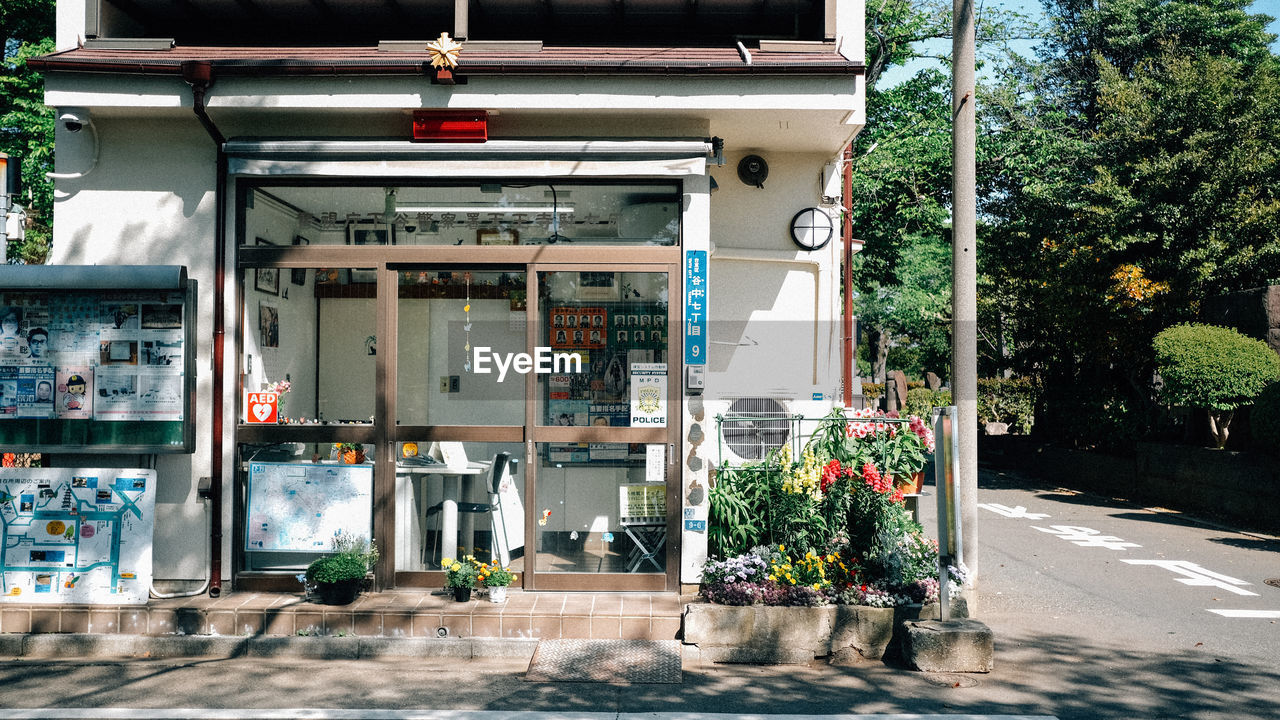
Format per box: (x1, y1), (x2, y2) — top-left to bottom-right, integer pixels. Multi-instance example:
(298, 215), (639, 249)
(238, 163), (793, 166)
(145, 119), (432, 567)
(952, 0), (979, 586)
(0, 152), (10, 264)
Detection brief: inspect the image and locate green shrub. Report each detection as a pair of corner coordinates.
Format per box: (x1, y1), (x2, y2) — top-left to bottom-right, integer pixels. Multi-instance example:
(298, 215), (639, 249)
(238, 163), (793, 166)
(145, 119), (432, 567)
(1154, 323), (1280, 448)
(977, 377), (1036, 434)
(1249, 381), (1280, 456)
(861, 382), (884, 400)
(903, 387), (952, 419)
(305, 533), (378, 584)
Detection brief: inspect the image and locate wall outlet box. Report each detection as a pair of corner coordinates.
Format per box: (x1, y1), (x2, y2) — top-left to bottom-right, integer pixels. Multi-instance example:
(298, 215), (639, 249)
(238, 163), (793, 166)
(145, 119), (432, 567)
(440, 376), (450, 393)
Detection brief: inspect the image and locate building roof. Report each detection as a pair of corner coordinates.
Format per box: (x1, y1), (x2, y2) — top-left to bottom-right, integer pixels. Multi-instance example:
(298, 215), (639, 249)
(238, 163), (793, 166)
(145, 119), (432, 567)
(29, 44), (863, 77)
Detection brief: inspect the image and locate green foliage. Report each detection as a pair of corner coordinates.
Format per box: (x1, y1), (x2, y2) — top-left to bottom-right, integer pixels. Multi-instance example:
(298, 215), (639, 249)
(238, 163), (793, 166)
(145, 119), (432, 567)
(1249, 382), (1280, 456)
(903, 387), (951, 419)
(1153, 324), (1280, 412)
(1, 1), (55, 264)
(977, 378), (1037, 434)
(861, 382), (884, 400)
(1154, 323), (1280, 448)
(708, 465), (765, 558)
(304, 533), (378, 584)
(441, 555), (480, 588)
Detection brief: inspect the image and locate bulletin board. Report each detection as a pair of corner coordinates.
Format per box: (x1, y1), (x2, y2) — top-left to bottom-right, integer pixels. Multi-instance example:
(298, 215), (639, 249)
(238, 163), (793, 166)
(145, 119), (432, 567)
(0, 282), (196, 453)
(545, 301), (667, 464)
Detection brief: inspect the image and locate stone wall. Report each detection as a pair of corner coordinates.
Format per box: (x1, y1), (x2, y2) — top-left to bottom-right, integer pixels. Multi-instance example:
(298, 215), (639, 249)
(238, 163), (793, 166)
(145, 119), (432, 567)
(1203, 285), (1280, 356)
(981, 439), (1280, 534)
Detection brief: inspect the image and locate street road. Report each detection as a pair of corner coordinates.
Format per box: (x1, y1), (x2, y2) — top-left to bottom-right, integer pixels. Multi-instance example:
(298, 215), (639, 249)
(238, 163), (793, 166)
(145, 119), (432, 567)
(0, 467), (1276, 719)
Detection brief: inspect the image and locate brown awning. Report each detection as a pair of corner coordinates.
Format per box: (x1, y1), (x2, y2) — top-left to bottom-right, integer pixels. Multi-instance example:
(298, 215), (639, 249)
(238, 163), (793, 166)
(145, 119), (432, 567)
(29, 44), (863, 77)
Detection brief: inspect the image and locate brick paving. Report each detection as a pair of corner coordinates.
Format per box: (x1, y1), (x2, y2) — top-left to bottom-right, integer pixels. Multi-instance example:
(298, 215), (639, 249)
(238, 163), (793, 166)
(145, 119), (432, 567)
(0, 590), (687, 641)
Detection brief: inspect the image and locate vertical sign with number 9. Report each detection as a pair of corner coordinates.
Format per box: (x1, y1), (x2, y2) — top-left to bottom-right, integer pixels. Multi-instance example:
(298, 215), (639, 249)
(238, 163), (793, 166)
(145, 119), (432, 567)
(685, 250), (707, 365)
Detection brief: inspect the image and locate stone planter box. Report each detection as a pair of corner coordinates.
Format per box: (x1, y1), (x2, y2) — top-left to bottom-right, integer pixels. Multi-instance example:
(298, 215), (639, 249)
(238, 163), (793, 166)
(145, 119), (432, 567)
(682, 594), (969, 664)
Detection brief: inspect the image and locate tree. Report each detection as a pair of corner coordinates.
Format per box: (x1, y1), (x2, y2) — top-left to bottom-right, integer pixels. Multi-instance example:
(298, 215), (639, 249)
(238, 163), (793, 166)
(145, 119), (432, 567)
(979, 0), (1280, 443)
(1153, 323), (1280, 448)
(1, 0), (55, 264)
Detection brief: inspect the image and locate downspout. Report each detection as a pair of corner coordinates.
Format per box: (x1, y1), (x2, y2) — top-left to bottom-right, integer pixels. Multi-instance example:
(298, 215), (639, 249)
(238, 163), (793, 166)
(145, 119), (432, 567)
(181, 60), (228, 597)
(842, 143), (854, 407)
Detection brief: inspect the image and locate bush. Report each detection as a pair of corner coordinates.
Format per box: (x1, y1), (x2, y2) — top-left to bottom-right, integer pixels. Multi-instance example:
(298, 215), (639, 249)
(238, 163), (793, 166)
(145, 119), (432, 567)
(1154, 323), (1280, 448)
(977, 377), (1036, 434)
(903, 387), (952, 419)
(1250, 381), (1280, 456)
(861, 382), (884, 400)
(305, 533), (378, 584)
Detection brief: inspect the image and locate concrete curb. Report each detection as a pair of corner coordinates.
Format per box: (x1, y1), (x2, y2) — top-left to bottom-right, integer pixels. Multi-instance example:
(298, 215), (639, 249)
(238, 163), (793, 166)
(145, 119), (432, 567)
(1, 633), (540, 661)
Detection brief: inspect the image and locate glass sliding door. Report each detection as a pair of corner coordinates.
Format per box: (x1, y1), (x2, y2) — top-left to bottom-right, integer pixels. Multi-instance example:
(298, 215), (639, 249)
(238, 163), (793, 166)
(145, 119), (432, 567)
(526, 268), (679, 591)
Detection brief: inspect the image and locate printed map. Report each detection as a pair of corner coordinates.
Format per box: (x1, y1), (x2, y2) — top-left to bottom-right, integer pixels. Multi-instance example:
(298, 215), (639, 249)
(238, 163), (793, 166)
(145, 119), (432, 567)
(0, 468), (156, 604)
(246, 462), (372, 552)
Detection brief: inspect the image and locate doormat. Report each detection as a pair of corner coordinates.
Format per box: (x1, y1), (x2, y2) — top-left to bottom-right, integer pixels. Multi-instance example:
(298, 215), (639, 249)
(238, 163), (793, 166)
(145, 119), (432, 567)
(524, 639), (682, 683)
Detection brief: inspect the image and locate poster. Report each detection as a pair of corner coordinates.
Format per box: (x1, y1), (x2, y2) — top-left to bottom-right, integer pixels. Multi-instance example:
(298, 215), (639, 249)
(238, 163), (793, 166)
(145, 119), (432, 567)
(0, 291), (186, 424)
(56, 368), (93, 419)
(0, 468), (156, 605)
(629, 363), (667, 427)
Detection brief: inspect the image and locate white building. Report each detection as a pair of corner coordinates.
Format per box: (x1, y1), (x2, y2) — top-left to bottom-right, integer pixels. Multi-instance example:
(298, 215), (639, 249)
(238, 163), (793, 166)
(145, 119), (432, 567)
(21, 0), (865, 596)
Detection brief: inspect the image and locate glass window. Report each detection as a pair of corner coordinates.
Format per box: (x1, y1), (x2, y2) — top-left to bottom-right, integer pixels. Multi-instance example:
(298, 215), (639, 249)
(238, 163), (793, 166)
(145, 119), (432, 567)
(537, 271), (669, 427)
(241, 267), (375, 424)
(396, 270), (526, 426)
(242, 182), (681, 246)
(534, 442), (667, 574)
(393, 440), (526, 575)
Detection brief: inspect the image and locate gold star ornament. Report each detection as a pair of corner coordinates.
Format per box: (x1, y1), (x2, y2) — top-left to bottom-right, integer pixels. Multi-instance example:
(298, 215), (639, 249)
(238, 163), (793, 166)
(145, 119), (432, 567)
(427, 32), (463, 69)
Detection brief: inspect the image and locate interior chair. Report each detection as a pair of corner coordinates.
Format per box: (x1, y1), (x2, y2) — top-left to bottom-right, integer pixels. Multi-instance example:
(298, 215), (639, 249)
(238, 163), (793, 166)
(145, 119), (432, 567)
(424, 452), (512, 567)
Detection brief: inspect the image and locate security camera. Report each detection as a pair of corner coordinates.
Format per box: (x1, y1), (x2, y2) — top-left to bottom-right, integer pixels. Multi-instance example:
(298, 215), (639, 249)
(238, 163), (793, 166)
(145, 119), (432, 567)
(58, 108), (90, 133)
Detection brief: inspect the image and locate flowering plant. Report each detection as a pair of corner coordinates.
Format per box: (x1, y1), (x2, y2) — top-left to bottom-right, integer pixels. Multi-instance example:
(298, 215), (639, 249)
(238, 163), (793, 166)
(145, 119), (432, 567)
(441, 555), (479, 588)
(265, 380), (291, 397)
(477, 560), (516, 587)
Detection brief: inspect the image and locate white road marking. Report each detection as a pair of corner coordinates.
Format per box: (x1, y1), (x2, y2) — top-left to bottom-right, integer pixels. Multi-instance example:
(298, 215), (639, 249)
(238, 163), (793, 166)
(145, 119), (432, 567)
(1031, 524), (1141, 550)
(1207, 609), (1280, 618)
(979, 503), (1050, 519)
(0, 707), (1059, 712)
(1121, 560), (1258, 596)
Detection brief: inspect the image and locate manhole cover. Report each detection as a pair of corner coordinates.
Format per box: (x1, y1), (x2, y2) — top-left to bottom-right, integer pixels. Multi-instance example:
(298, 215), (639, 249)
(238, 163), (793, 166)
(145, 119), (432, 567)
(1265, 578), (1280, 589)
(921, 672), (981, 688)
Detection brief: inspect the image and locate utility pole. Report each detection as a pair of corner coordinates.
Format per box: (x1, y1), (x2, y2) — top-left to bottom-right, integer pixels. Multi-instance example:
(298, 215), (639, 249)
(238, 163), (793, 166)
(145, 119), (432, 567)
(952, 0), (979, 587)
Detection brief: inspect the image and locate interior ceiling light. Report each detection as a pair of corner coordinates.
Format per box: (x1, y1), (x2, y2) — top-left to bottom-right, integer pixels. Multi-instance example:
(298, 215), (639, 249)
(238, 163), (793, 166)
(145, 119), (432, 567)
(396, 203), (574, 214)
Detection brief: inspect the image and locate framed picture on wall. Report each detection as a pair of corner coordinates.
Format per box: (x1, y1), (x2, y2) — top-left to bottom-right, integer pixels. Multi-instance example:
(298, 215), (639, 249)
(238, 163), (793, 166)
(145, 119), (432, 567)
(577, 271), (619, 301)
(259, 302), (279, 348)
(290, 236), (309, 286)
(347, 219), (395, 245)
(254, 238), (279, 295)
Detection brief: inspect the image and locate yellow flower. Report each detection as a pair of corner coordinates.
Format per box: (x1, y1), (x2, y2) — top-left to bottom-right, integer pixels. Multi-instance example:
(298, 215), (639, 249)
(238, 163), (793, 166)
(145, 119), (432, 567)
(450, 563), (462, 572)
(441, 557), (454, 567)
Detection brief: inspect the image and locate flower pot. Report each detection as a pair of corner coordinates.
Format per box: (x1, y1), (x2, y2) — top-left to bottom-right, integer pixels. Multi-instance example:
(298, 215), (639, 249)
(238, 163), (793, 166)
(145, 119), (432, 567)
(342, 450), (365, 464)
(452, 586), (472, 602)
(898, 471), (924, 495)
(314, 578), (362, 605)
(488, 586), (508, 603)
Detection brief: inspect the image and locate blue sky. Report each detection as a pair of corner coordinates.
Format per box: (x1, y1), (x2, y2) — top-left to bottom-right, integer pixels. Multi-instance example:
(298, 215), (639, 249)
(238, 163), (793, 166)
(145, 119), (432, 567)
(878, 0), (1280, 88)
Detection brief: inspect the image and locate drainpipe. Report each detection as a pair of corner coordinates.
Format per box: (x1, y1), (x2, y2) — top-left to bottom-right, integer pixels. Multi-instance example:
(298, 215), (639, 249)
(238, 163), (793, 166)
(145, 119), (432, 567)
(842, 143), (854, 407)
(181, 60), (228, 597)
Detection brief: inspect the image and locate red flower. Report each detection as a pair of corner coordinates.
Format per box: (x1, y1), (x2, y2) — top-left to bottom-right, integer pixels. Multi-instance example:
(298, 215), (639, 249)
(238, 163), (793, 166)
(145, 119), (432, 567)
(1, 453), (14, 468)
(821, 459), (843, 492)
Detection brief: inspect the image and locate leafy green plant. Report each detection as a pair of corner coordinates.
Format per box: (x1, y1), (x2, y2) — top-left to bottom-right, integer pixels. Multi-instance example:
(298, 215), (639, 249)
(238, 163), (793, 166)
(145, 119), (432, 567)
(708, 465), (765, 558)
(1154, 324), (1280, 448)
(1248, 381), (1280, 456)
(976, 377), (1036, 434)
(441, 555), (480, 588)
(305, 532), (378, 584)
(477, 560), (515, 587)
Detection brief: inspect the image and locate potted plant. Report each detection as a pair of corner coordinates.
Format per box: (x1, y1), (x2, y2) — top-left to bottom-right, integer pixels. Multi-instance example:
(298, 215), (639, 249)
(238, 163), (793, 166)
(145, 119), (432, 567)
(304, 532), (378, 605)
(334, 442), (366, 464)
(442, 555), (479, 601)
(478, 560), (516, 603)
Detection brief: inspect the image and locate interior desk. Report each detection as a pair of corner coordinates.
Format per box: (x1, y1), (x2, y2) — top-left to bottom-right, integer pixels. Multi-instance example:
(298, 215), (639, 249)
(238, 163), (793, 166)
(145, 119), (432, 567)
(396, 461), (490, 566)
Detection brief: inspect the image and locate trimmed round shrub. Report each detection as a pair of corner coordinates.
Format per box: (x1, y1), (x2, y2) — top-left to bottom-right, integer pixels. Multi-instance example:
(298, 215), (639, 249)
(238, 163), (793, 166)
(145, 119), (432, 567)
(1154, 323), (1280, 447)
(1153, 324), (1280, 410)
(1250, 381), (1280, 456)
